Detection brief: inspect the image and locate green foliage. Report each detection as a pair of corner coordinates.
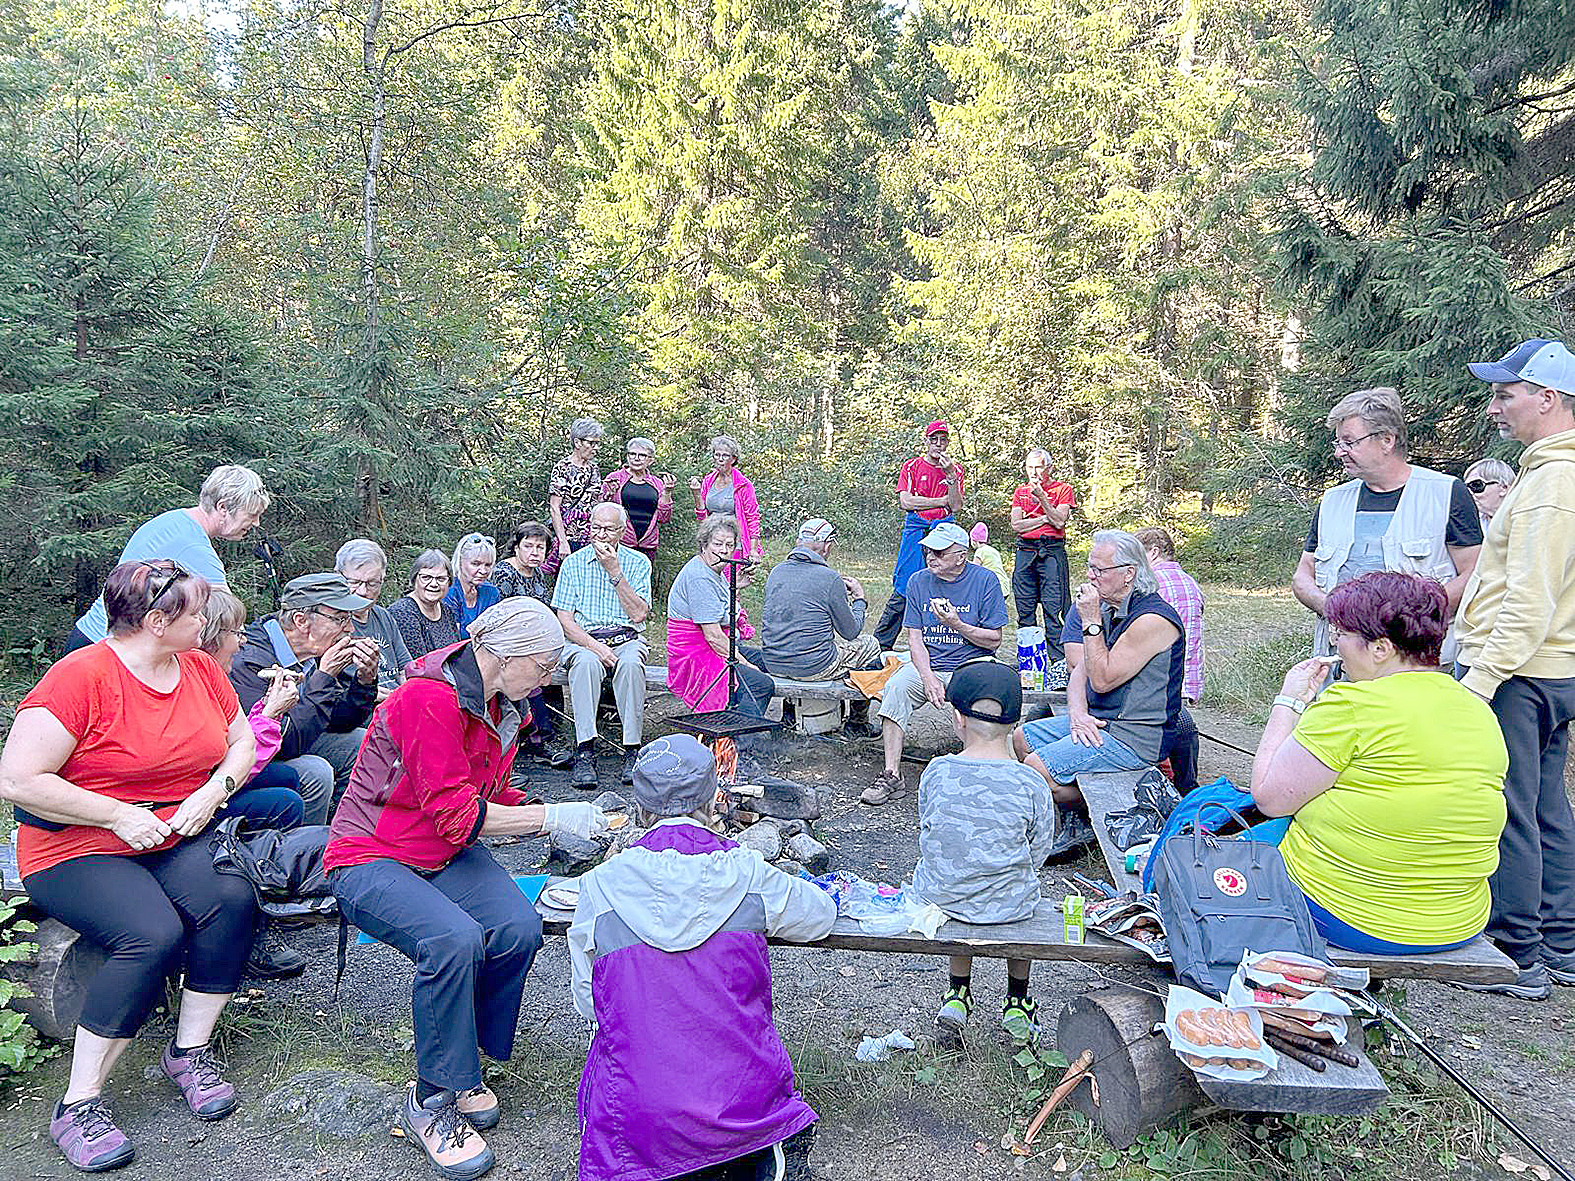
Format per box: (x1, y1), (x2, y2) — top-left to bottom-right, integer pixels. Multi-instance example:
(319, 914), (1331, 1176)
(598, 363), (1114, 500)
(0, 902), (47, 1076)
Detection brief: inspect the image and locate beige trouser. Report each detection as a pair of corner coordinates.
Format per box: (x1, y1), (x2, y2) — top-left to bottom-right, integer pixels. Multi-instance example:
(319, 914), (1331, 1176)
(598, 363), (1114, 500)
(876, 663), (954, 733)
(802, 633), (883, 681)
(563, 637), (648, 746)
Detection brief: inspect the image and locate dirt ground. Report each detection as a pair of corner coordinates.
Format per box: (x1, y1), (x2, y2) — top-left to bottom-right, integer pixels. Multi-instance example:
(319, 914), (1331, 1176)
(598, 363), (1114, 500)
(1, 689), (1571, 1181)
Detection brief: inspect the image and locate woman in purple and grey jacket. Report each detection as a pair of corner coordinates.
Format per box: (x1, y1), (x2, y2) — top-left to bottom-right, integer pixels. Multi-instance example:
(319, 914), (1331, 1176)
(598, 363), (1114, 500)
(568, 735), (836, 1181)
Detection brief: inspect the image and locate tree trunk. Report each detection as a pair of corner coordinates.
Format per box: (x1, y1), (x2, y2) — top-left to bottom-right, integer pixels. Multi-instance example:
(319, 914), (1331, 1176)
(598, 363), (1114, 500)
(360, 0), (385, 526)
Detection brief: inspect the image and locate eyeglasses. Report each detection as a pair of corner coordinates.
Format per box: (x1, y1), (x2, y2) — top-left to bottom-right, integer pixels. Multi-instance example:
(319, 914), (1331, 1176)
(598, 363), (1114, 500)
(344, 575), (385, 593)
(414, 571), (450, 585)
(626, 450), (653, 459)
(1465, 478), (1503, 494)
(142, 560), (192, 609)
(588, 522), (624, 535)
(309, 607), (352, 630)
(1331, 431), (1383, 453)
(1087, 562), (1133, 576)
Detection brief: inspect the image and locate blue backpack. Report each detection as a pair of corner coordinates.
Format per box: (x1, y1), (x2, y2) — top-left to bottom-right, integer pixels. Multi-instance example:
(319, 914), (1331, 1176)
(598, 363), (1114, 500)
(1140, 777), (1290, 893)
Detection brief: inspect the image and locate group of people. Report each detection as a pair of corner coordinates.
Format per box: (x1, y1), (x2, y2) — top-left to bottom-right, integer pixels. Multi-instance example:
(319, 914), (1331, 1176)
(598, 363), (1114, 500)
(3, 335), (1574, 1178)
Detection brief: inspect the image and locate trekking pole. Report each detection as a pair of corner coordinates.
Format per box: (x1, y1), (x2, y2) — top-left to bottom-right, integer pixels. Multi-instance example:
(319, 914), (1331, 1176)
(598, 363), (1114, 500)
(1367, 993), (1574, 1181)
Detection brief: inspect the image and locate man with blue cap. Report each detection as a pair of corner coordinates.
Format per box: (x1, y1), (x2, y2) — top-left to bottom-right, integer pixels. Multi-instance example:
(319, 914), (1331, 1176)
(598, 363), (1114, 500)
(1455, 338), (1575, 1001)
(569, 734), (837, 1181)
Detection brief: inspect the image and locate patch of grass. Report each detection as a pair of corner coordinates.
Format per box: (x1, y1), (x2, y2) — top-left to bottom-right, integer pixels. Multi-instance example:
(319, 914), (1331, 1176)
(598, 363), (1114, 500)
(1200, 629), (1310, 723)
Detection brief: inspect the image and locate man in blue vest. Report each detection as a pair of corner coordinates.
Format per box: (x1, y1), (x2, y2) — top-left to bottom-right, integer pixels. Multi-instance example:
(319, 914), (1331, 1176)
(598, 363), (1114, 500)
(1292, 386), (1481, 661)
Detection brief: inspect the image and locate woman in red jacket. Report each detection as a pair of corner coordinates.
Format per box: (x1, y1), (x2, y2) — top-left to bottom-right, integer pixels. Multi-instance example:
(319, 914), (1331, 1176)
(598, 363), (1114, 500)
(325, 598), (608, 1180)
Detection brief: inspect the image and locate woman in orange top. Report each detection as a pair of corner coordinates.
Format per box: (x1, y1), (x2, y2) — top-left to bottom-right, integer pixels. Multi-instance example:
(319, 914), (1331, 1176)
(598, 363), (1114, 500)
(0, 561), (259, 1173)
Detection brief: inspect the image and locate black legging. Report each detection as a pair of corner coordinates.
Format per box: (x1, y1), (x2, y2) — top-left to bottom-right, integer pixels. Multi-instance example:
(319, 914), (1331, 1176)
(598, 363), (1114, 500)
(23, 833), (256, 1039)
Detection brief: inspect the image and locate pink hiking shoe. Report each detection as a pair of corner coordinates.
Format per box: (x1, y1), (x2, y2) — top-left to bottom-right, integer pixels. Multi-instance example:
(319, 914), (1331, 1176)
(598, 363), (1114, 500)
(49, 1097), (135, 1172)
(160, 1042), (238, 1120)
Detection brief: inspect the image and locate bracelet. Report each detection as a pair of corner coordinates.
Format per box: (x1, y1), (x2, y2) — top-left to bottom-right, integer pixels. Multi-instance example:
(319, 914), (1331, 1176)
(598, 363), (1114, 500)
(1272, 694), (1307, 715)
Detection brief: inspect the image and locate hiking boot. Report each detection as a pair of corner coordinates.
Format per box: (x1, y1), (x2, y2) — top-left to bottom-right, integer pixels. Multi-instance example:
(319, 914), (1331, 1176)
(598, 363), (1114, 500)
(1044, 660), (1070, 692)
(1456, 962), (1551, 1001)
(244, 938), (307, 980)
(935, 983), (973, 1033)
(860, 769), (906, 807)
(548, 745), (576, 770)
(1044, 806), (1096, 860)
(1000, 996), (1040, 1044)
(620, 748), (639, 785)
(843, 709), (883, 738)
(400, 1084), (495, 1180)
(569, 748), (598, 790)
(49, 1098), (134, 1172)
(160, 1042), (238, 1120)
(1542, 948), (1575, 986)
(456, 1083), (500, 1130)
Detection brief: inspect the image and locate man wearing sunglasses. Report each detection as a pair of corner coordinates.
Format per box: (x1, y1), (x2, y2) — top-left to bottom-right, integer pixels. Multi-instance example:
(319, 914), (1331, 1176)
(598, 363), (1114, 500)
(229, 573), (379, 825)
(1453, 338), (1575, 1000)
(67, 464), (271, 652)
(1292, 386), (1481, 663)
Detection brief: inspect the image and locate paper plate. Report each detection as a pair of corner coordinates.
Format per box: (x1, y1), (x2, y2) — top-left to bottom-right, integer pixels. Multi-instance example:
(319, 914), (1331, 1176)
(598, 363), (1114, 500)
(543, 883), (582, 910)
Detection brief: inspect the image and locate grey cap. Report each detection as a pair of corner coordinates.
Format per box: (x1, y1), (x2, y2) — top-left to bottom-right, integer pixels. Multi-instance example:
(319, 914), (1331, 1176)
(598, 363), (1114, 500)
(631, 735), (718, 817)
(1467, 338), (1575, 394)
(797, 517), (836, 544)
(919, 521), (970, 551)
(280, 572), (371, 613)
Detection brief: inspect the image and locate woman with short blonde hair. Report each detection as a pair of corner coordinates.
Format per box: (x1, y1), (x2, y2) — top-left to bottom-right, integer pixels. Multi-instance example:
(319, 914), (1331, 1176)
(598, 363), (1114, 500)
(689, 433), (763, 561)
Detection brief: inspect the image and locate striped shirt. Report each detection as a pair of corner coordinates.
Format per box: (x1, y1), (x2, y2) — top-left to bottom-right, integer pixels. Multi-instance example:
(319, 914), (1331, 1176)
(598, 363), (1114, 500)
(551, 545), (652, 632)
(1151, 560), (1204, 702)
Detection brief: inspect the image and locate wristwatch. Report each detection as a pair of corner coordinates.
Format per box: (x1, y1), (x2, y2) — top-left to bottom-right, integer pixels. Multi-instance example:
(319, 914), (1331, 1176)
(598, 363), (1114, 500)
(609, 574), (623, 589)
(1272, 694), (1307, 714)
(1082, 622), (1103, 638)
(220, 775), (239, 799)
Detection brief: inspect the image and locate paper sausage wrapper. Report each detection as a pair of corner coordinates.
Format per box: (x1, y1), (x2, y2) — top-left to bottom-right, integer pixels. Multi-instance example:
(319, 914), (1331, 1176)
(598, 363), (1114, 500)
(1225, 950), (1364, 1043)
(1158, 984), (1279, 1081)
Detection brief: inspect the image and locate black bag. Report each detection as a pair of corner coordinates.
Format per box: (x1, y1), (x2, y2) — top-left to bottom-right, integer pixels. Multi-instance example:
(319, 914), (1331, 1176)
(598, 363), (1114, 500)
(1149, 806), (1324, 997)
(1104, 804), (1165, 851)
(1133, 766), (1183, 819)
(210, 817), (337, 919)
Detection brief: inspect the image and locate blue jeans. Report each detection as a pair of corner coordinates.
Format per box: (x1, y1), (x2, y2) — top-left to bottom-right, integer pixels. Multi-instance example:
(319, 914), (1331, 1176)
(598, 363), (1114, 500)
(1021, 715), (1146, 784)
(219, 760), (305, 830)
(1303, 894), (1476, 956)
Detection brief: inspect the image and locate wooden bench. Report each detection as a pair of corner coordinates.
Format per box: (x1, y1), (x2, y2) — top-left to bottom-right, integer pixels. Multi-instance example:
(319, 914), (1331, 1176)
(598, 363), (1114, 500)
(1067, 768), (1518, 1142)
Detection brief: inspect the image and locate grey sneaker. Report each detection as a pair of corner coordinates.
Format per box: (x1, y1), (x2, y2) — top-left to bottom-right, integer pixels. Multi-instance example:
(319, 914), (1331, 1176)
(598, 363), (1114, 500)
(1044, 807), (1096, 859)
(569, 749), (598, 790)
(1456, 962), (1551, 1001)
(1542, 949), (1575, 986)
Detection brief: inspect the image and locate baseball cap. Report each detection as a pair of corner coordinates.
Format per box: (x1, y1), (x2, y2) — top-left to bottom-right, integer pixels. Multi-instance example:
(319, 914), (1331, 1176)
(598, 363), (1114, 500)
(797, 517), (837, 544)
(1467, 338), (1575, 394)
(919, 521), (970, 551)
(925, 420), (950, 437)
(631, 734), (718, 818)
(945, 660), (1023, 724)
(280, 572), (371, 613)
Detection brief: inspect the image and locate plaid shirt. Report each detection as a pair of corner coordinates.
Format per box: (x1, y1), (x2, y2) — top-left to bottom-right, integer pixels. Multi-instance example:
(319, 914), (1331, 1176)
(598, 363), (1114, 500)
(551, 545), (652, 632)
(1152, 560), (1204, 701)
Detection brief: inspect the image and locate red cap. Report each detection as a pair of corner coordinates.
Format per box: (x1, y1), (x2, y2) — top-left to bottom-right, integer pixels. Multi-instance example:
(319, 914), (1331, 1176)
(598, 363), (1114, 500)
(925, 420), (950, 437)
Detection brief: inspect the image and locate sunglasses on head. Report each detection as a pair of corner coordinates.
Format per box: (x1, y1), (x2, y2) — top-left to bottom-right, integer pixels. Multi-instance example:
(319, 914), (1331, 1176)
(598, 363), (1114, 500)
(1465, 478), (1501, 493)
(142, 560), (192, 608)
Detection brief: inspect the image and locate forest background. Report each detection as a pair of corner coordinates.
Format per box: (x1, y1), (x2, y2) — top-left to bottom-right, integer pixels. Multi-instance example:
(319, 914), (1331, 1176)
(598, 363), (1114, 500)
(1, 0), (1572, 660)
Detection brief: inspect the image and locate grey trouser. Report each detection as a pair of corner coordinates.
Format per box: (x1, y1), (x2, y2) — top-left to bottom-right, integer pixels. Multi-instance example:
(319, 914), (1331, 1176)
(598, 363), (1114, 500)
(564, 637), (648, 746)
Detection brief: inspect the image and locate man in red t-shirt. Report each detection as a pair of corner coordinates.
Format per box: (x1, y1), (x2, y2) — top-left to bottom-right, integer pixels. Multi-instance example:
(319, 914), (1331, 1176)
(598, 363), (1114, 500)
(874, 421), (965, 649)
(1010, 448), (1076, 673)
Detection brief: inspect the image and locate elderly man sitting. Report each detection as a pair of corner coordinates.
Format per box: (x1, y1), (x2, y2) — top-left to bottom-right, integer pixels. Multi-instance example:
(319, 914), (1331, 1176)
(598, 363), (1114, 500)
(755, 517), (882, 732)
(863, 522), (1008, 806)
(231, 573), (379, 825)
(1014, 530), (1185, 851)
(337, 538), (413, 703)
(552, 501), (653, 788)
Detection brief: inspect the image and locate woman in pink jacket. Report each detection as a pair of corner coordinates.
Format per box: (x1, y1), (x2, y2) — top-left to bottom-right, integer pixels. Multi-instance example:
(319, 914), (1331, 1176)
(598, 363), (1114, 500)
(689, 434), (764, 562)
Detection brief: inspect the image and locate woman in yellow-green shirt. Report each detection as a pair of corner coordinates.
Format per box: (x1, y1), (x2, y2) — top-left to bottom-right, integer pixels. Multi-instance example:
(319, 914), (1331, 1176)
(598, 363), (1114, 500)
(1251, 571), (1508, 954)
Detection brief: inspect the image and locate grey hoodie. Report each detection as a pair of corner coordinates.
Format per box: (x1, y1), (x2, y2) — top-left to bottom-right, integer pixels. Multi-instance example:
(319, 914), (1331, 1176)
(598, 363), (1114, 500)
(758, 546), (868, 677)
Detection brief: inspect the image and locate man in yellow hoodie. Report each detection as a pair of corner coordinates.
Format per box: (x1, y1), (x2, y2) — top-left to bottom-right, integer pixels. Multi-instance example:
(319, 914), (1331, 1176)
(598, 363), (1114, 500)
(1455, 338), (1575, 1001)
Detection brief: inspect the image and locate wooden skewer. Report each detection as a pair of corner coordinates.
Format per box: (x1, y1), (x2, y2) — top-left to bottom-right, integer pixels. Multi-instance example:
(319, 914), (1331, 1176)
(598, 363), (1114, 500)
(1024, 1050), (1095, 1145)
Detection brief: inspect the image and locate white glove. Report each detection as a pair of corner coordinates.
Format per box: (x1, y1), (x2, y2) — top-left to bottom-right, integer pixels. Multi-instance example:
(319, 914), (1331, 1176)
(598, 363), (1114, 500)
(543, 802), (610, 840)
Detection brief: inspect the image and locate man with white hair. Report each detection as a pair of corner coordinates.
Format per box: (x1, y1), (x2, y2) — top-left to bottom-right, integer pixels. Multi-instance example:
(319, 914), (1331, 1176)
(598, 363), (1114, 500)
(1292, 386), (1481, 661)
(1454, 338), (1575, 1000)
(1014, 530), (1184, 851)
(337, 538), (413, 702)
(67, 464), (271, 651)
(863, 522), (1007, 806)
(552, 501), (653, 788)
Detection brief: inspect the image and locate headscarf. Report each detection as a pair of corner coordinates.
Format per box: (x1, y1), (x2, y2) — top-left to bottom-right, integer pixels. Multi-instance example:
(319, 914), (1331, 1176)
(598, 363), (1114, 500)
(467, 596), (565, 660)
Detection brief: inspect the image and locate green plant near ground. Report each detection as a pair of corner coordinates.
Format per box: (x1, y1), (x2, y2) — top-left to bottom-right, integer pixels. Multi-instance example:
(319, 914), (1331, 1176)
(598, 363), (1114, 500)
(0, 900), (47, 1076)
(1200, 629), (1311, 723)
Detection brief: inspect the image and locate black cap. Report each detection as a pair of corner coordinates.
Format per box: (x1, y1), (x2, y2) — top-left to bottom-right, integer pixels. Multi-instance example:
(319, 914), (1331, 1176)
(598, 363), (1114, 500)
(945, 659), (1023, 724)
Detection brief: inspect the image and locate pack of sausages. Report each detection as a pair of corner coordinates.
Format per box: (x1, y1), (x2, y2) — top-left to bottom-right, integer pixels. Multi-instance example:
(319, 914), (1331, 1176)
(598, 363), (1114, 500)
(1159, 985), (1279, 1081)
(1224, 951), (1368, 1044)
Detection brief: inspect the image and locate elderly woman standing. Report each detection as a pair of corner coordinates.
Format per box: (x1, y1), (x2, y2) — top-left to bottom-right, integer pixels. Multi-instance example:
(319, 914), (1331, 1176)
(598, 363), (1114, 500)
(0, 561), (259, 1171)
(327, 599), (608, 1179)
(445, 533), (502, 637)
(600, 436), (676, 564)
(1463, 457), (1516, 532)
(389, 550), (465, 659)
(336, 538), (414, 701)
(690, 434), (764, 562)
(550, 417), (606, 559)
(667, 515), (776, 717)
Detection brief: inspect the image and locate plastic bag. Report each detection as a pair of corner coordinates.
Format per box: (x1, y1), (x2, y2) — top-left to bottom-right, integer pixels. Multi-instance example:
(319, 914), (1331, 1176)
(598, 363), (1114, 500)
(1017, 626), (1048, 689)
(1104, 804), (1165, 851)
